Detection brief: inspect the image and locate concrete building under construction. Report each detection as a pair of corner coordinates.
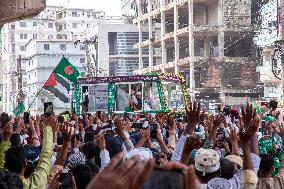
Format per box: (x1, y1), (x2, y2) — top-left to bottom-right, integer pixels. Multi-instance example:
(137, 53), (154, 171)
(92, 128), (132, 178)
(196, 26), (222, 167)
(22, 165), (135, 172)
(132, 0), (261, 109)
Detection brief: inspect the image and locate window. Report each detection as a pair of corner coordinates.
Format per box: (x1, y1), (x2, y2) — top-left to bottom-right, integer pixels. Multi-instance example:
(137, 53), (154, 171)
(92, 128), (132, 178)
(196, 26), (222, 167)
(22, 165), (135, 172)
(72, 35), (77, 40)
(57, 34), (62, 39)
(48, 23), (53, 28)
(58, 13), (63, 19)
(60, 44), (66, 51)
(20, 34), (27, 39)
(12, 44), (15, 54)
(58, 25), (63, 31)
(80, 58), (85, 63)
(33, 34), (37, 39)
(20, 22), (27, 27)
(34, 72), (37, 77)
(44, 44), (49, 50)
(72, 11), (77, 17)
(20, 46), (25, 51)
(28, 61), (31, 66)
(72, 23), (77, 28)
(80, 45), (86, 50)
(33, 22), (37, 26)
(87, 12), (91, 18)
(48, 35), (53, 39)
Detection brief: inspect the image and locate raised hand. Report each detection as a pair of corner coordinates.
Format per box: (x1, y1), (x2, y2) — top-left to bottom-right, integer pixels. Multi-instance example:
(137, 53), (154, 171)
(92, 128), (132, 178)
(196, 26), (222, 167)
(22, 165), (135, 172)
(223, 141), (231, 154)
(86, 153), (155, 189)
(229, 127), (238, 143)
(212, 115), (224, 131)
(241, 103), (256, 128)
(180, 136), (202, 164)
(159, 153), (168, 168)
(166, 114), (176, 134)
(2, 123), (12, 141)
(184, 101), (201, 134)
(94, 135), (106, 150)
(183, 136), (202, 153)
(62, 125), (73, 143)
(185, 101), (201, 126)
(239, 105), (259, 146)
(15, 117), (25, 134)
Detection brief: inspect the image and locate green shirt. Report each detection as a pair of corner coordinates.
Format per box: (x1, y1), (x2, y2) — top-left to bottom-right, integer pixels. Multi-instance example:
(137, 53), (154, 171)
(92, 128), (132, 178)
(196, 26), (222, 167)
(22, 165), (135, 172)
(22, 126), (53, 189)
(0, 141), (11, 169)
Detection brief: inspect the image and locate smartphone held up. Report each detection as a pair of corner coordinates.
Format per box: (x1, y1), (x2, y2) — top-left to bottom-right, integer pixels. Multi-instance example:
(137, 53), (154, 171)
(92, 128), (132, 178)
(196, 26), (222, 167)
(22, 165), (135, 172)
(44, 102), (53, 118)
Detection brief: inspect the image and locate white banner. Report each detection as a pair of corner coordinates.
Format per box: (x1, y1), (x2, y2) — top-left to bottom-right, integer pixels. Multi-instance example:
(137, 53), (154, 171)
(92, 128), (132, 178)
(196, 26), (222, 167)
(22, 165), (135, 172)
(88, 85), (108, 112)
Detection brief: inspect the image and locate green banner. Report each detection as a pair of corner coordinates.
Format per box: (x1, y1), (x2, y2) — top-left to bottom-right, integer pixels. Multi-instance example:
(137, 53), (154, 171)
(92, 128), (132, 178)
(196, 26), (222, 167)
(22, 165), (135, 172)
(157, 80), (166, 112)
(108, 83), (115, 112)
(13, 103), (25, 118)
(72, 84), (81, 115)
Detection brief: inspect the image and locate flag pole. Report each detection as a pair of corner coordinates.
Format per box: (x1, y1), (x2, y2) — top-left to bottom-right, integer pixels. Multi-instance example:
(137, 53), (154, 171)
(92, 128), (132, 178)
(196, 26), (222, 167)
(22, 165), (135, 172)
(27, 56), (64, 111)
(27, 86), (44, 111)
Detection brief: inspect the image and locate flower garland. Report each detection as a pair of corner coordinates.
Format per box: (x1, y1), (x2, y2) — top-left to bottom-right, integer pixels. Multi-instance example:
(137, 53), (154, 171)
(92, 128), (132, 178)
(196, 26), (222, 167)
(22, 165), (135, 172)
(158, 72), (189, 112)
(156, 80), (167, 112)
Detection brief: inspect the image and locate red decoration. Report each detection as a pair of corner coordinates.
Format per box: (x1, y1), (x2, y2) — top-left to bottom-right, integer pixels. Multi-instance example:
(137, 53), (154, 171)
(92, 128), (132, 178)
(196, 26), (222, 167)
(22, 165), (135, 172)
(64, 65), (74, 75)
(44, 73), (56, 87)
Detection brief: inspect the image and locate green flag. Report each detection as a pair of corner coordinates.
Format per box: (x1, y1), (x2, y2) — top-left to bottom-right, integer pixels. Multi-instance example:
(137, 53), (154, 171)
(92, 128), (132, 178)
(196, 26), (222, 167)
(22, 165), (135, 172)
(253, 100), (262, 115)
(54, 57), (80, 84)
(13, 103), (25, 117)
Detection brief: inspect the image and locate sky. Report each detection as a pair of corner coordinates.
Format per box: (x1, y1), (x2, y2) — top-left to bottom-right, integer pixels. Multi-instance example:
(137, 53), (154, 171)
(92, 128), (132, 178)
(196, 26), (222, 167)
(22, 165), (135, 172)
(47, 0), (122, 16)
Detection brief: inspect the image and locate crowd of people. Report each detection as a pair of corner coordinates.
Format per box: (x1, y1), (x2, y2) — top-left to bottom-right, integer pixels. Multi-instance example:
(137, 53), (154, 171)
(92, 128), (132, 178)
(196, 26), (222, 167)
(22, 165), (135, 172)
(1, 100), (284, 189)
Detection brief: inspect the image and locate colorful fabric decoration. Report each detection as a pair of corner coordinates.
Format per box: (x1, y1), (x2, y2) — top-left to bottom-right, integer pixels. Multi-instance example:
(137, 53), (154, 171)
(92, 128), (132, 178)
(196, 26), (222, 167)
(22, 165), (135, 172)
(259, 135), (282, 176)
(263, 115), (274, 123)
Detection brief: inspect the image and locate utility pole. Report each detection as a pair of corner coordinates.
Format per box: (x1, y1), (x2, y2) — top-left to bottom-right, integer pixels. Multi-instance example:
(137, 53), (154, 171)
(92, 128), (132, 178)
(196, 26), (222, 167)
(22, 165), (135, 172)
(85, 44), (93, 77)
(16, 55), (24, 105)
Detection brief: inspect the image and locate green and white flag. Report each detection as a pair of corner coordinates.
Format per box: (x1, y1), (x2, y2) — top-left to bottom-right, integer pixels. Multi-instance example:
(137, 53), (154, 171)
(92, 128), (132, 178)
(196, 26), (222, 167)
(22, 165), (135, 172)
(54, 57), (80, 84)
(253, 100), (262, 115)
(13, 102), (25, 117)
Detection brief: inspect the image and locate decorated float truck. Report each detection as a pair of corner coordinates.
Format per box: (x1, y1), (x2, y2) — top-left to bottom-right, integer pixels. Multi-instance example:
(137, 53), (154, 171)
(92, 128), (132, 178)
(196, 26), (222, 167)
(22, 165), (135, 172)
(77, 74), (189, 114)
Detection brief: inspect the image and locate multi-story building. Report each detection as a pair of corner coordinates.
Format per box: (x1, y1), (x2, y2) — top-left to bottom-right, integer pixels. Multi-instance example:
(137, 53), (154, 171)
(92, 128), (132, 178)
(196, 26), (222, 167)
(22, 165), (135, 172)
(1, 6), (103, 113)
(255, 0), (284, 99)
(0, 30), (3, 112)
(24, 40), (86, 115)
(133, 0), (261, 110)
(85, 16), (161, 76)
(122, 0), (138, 16)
